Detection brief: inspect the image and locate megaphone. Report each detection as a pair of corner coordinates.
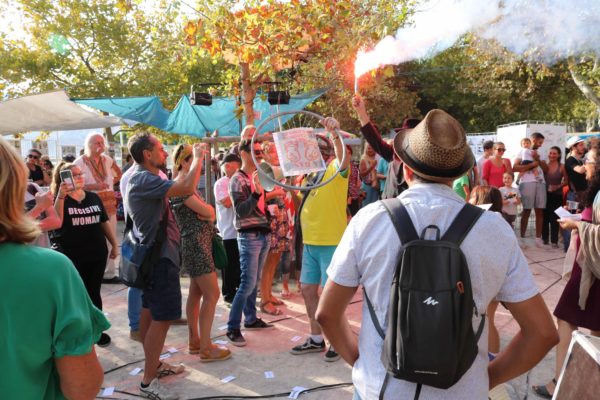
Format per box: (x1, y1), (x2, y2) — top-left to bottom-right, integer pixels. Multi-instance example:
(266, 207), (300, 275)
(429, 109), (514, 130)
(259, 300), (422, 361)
(257, 162), (283, 192)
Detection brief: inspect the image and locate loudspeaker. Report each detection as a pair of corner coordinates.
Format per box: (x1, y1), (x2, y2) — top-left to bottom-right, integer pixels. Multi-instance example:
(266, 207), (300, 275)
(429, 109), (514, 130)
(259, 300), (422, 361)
(267, 91), (290, 105)
(190, 92), (212, 106)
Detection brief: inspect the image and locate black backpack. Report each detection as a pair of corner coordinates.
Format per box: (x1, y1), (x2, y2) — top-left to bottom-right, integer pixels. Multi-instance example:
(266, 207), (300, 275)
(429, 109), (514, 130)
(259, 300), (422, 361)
(364, 199), (486, 399)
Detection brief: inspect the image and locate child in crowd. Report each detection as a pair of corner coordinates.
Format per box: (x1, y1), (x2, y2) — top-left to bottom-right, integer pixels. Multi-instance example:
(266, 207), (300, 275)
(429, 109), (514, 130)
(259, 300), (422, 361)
(499, 172), (521, 229)
(517, 138), (543, 182)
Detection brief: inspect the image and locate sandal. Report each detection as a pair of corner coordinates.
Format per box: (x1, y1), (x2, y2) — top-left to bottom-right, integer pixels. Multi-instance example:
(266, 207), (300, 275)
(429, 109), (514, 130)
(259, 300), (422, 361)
(156, 361), (185, 378)
(260, 301), (283, 316)
(532, 378), (556, 399)
(281, 290), (292, 299)
(188, 345), (200, 355)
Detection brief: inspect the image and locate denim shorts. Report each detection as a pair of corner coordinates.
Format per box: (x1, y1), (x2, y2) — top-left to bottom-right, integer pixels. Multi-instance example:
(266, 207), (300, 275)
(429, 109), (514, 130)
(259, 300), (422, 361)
(300, 244), (337, 287)
(142, 258), (182, 321)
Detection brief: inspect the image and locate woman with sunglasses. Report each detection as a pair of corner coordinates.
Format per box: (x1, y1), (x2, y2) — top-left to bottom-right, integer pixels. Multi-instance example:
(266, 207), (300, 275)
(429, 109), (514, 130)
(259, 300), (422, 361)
(482, 142), (513, 188)
(49, 162), (119, 347)
(170, 144), (231, 362)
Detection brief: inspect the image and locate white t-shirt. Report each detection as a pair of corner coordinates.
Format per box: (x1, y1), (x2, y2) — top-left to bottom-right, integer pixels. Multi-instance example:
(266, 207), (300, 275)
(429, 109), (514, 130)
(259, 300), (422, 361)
(74, 154), (116, 193)
(516, 148), (547, 184)
(214, 176), (236, 240)
(327, 184), (538, 400)
(499, 186), (521, 216)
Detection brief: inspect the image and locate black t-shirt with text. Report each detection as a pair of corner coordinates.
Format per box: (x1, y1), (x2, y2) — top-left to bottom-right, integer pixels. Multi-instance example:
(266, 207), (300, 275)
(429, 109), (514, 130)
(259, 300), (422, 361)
(50, 191), (108, 259)
(565, 156), (588, 192)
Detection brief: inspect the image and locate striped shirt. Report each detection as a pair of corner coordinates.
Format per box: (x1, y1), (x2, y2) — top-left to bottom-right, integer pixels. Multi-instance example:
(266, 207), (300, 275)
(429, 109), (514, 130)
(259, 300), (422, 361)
(228, 169), (269, 232)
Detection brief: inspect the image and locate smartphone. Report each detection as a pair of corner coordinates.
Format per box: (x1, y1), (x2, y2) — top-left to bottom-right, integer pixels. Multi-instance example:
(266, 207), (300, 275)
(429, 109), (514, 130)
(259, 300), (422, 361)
(59, 169), (75, 190)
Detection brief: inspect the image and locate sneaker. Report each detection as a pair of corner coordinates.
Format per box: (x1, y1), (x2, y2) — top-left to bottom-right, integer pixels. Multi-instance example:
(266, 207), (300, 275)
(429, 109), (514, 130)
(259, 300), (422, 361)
(290, 337), (325, 355)
(324, 346), (341, 362)
(156, 361), (185, 379)
(130, 330), (143, 343)
(96, 333), (111, 347)
(243, 318), (273, 330)
(140, 378), (179, 400)
(226, 329), (247, 347)
(535, 238), (545, 248)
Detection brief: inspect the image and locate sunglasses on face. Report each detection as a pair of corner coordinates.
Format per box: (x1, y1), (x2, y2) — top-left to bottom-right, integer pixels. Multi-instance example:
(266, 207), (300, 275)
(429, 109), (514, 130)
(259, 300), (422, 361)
(496, 148), (506, 152)
(28, 154), (39, 159)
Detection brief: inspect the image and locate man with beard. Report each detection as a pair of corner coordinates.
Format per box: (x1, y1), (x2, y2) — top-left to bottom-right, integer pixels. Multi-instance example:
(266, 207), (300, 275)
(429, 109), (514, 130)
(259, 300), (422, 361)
(126, 132), (204, 400)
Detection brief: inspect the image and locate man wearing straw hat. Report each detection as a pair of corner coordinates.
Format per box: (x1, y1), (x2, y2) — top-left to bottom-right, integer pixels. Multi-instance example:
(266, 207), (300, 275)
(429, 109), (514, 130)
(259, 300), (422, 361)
(316, 109), (558, 399)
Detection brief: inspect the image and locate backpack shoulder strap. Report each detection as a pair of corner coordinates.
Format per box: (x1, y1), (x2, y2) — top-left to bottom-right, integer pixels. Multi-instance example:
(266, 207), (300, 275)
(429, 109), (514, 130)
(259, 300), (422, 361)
(380, 198), (419, 244)
(441, 204), (484, 245)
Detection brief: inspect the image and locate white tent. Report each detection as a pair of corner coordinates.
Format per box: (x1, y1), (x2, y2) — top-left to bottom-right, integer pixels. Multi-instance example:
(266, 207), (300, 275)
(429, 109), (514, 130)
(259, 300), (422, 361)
(0, 90), (123, 134)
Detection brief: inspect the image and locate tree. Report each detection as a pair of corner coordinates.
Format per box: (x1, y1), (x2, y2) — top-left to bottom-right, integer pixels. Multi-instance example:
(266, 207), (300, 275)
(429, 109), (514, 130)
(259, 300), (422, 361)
(410, 37), (590, 132)
(186, 0), (419, 132)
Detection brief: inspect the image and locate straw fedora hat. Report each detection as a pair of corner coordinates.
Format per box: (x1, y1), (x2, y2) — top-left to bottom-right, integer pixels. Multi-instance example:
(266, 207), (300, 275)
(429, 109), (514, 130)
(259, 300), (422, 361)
(393, 109), (474, 182)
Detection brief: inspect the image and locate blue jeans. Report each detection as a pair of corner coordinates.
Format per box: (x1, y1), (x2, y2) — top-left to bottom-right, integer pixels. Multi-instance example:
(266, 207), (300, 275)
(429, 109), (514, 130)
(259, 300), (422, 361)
(227, 231), (269, 330)
(128, 287), (142, 331)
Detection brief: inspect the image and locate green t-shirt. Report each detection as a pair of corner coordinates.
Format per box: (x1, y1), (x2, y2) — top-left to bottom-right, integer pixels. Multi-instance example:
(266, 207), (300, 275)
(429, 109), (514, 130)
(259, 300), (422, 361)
(452, 174), (470, 200)
(0, 243), (110, 399)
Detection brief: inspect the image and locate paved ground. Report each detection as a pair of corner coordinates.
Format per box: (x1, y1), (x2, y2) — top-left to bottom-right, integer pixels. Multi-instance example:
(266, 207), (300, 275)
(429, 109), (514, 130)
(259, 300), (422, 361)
(95, 225), (574, 400)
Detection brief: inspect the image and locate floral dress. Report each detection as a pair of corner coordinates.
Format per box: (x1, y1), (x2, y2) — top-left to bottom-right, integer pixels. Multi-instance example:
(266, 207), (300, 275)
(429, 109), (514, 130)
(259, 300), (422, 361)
(171, 194), (216, 277)
(267, 196), (292, 253)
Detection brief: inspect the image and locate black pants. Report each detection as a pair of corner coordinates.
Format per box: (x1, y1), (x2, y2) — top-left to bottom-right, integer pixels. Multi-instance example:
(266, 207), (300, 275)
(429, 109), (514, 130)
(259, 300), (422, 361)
(68, 253), (107, 310)
(221, 238), (241, 303)
(542, 191), (563, 244)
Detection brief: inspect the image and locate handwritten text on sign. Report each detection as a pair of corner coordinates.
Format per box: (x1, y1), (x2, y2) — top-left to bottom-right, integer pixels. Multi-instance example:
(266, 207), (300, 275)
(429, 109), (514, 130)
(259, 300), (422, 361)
(273, 128), (326, 176)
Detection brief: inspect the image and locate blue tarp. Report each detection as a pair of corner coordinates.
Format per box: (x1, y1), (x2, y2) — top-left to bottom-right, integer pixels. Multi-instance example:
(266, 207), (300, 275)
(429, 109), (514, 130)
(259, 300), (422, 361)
(74, 88), (327, 137)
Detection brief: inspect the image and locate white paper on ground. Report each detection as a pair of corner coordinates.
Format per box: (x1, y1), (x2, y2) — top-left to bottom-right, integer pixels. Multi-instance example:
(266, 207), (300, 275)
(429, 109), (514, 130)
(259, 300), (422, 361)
(215, 313), (223, 317)
(102, 387), (115, 396)
(167, 347), (178, 353)
(289, 386), (308, 399)
(264, 371), (275, 379)
(291, 335), (302, 342)
(221, 375), (236, 383)
(159, 353), (171, 360)
(555, 206), (583, 220)
(213, 340), (228, 345)
(218, 324), (228, 331)
(129, 367), (142, 376)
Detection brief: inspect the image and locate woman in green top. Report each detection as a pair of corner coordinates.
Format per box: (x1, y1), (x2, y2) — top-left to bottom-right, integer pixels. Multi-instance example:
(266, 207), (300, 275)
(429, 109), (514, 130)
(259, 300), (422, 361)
(0, 136), (109, 399)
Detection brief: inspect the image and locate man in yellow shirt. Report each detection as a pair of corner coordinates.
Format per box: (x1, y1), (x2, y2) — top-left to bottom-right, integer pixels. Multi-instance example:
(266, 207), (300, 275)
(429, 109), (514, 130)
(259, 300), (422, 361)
(290, 117), (349, 362)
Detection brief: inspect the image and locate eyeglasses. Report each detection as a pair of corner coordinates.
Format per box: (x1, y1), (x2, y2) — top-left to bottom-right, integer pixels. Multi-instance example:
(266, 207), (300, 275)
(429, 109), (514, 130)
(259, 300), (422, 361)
(28, 154), (40, 159)
(496, 148), (506, 152)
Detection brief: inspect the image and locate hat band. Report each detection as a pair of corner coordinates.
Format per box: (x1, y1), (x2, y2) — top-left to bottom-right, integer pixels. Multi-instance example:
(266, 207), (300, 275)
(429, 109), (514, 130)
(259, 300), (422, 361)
(403, 143), (468, 178)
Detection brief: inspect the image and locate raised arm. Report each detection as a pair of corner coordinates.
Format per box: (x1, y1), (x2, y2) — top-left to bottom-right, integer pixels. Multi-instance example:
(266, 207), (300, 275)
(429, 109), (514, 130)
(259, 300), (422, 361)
(352, 95), (394, 161)
(167, 143), (206, 198)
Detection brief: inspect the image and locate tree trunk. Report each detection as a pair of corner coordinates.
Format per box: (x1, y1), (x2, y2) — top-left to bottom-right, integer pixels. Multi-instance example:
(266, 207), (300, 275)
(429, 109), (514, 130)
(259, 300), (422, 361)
(240, 62), (256, 127)
(568, 58), (600, 110)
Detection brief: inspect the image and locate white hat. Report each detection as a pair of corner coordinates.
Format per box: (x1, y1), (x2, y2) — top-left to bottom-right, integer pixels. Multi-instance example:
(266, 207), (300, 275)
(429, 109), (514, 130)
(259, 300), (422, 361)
(566, 136), (584, 148)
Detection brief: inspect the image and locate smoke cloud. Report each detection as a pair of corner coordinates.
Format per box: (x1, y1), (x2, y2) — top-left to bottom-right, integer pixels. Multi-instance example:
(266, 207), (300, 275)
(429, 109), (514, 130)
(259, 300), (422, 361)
(355, 0), (600, 77)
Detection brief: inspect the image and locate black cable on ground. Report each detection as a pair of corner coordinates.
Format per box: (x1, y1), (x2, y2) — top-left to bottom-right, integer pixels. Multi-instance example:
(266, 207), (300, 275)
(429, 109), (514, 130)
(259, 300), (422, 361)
(185, 382), (353, 400)
(96, 383), (352, 400)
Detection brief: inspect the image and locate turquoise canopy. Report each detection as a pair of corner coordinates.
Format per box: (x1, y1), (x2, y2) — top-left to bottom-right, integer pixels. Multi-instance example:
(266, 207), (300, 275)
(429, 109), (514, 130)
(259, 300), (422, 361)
(74, 88), (327, 137)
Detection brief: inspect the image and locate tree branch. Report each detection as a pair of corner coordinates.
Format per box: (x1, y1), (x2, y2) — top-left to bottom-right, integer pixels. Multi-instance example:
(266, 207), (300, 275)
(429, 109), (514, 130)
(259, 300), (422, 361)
(568, 57), (600, 109)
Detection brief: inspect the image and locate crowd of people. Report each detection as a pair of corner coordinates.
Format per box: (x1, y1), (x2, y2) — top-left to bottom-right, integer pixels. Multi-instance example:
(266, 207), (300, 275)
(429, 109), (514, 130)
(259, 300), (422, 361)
(2, 95), (600, 399)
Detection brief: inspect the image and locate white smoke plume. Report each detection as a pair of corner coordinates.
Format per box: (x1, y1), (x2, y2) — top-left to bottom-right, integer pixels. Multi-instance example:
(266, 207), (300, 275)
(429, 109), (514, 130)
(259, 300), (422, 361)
(355, 0), (600, 77)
